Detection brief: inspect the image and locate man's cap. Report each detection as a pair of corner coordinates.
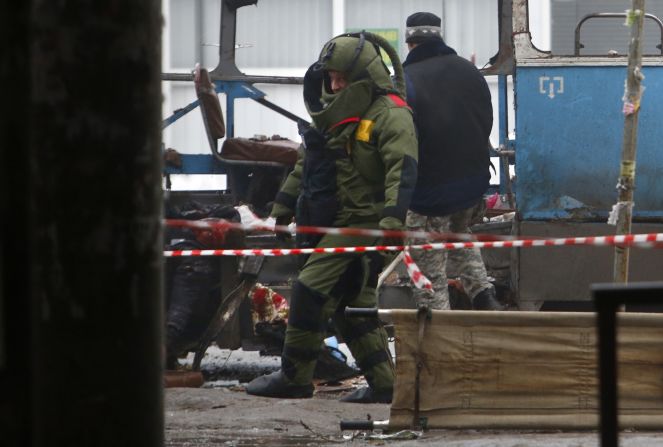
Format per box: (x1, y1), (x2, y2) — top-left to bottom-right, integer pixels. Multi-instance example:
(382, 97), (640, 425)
(405, 12), (442, 44)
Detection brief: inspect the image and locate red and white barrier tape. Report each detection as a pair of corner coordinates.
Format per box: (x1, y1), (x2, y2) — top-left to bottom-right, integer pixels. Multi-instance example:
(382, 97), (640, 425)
(165, 244), (404, 258)
(165, 218), (511, 243)
(163, 232), (663, 257)
(402, 249), (433, 290)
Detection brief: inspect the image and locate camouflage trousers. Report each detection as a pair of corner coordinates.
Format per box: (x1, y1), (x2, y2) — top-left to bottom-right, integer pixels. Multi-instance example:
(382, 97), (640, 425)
(406, 203), (492, 310)
(281, 225), (394, 391)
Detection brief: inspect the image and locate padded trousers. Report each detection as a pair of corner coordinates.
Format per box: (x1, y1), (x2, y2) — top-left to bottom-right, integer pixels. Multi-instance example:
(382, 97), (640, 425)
(281, 230), (395, 391)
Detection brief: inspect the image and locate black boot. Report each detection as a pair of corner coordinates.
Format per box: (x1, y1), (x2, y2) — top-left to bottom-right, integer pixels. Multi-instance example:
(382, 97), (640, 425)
(472, 287), (505, 311)
(245, 370), (314, 398)
(340, 386), (392, 404)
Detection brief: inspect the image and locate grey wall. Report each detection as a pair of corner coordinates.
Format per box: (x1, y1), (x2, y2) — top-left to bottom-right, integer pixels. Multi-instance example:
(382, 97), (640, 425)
(168, 0), (499, 70)
(552, 0), (663, 56)
(345, 0), (498, 66)
(236, 0), (333, 68)
(163, 0), (501, 152)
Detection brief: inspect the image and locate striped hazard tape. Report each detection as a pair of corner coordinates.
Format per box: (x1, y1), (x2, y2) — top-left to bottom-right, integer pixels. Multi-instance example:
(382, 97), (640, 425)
(403, 249), (433, 290)
(164, 219), (663, 291)
(164, 232), (663, 258)
(165, 218), (511, 243)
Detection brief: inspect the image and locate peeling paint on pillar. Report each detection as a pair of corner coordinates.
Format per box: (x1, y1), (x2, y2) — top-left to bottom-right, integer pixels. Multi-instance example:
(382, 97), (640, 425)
(30, 1), (164, 446)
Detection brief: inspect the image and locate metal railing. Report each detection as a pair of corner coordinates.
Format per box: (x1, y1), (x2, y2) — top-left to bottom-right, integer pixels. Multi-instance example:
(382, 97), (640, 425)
(575, 12), (663, 56)
(592, 281), (663, 447)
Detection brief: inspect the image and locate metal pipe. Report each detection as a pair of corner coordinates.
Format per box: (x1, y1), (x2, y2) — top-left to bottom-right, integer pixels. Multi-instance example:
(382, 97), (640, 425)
(480, 0), (515, 76)
(574, 12), (663, 56)
(253, 97), (308, 125)
(340, 419), (389, 431)
(344, 307), (393, 318)
(161, 72), (304, 84)
(596, 297), (618, 447)
(377, 252), (405, 289)
(592, 281), (663, 447)
(213, 0), (257, 77)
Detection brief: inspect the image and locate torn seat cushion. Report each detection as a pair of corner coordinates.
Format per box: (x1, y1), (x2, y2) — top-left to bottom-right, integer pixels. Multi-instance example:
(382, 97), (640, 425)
(194, 67), (226, 140)
(220, 137), (299, 167)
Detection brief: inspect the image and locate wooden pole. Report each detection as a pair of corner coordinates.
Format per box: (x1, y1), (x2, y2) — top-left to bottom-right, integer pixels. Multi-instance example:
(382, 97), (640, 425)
(613, 1), (646, 283)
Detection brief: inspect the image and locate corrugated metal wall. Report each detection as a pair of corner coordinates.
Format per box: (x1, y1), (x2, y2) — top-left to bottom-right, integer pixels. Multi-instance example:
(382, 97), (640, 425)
(343, 0), (498, 66)
(551, 0), (663, 56)
(235, 0), (333, 68)
(163, 0), (502, 155)
(169, 0), (203, 68)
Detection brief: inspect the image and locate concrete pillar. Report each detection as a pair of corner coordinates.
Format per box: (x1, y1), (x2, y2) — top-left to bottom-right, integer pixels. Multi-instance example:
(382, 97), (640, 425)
(0, 0), (33, 445)
(2, 1), (164, 445)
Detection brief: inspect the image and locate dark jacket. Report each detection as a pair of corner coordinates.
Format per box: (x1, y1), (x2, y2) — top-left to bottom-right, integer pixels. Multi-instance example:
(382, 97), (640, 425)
(403, 39), (492, 216)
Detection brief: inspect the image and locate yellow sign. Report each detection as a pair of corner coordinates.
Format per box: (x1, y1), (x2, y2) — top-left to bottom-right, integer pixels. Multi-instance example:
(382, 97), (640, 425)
(345, 28), (399, 66)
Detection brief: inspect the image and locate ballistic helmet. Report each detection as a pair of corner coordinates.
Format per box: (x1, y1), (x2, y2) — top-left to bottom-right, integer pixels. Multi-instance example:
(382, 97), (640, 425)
(314, 33), (393, 92)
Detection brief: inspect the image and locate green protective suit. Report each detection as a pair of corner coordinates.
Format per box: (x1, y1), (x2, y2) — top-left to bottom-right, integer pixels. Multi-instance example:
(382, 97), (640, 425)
(270, 34), (418, 391)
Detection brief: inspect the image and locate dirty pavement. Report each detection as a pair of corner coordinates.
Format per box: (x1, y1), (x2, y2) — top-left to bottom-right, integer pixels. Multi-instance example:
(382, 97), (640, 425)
(164, 347), (663, 447)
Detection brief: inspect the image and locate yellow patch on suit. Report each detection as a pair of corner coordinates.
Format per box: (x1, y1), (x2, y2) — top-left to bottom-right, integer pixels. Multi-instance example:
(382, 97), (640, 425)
(356, 120), (374, 143)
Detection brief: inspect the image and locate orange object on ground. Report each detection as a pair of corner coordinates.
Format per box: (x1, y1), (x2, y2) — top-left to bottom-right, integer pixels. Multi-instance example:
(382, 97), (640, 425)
(164, 370), (204, 388)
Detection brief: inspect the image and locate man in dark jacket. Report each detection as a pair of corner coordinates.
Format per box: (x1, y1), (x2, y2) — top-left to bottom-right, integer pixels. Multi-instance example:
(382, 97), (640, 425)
(403, 12), (504, 311)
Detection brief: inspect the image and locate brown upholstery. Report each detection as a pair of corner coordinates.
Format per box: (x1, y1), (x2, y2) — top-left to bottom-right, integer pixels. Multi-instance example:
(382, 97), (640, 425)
(194, 65), (226, 141)
(193, 64), (298, 167)
(191, 64), (298, 211)
(221, 137), (299, 167)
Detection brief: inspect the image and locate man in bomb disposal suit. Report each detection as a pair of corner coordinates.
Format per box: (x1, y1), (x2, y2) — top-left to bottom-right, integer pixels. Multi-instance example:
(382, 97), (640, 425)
(246, 32), (418, 403)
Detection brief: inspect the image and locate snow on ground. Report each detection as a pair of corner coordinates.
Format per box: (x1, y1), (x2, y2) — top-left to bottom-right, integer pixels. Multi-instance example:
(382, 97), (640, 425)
(177, 340), (395, 386)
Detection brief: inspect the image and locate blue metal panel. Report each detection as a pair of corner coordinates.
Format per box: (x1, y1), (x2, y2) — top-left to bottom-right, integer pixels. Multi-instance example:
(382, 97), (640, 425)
(215, 81), (266, 138)
(164, 154), (227, 174)
(498, 75), (509, 146)
(497, 74), (515, 195)
(162, 98), (200, 129)
(515, 65), (663, 220)
(161, 80), (266, 136)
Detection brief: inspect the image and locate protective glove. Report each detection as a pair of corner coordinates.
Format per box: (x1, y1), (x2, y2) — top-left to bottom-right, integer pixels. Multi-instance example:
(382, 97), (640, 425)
(301, 126), (326, 152)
